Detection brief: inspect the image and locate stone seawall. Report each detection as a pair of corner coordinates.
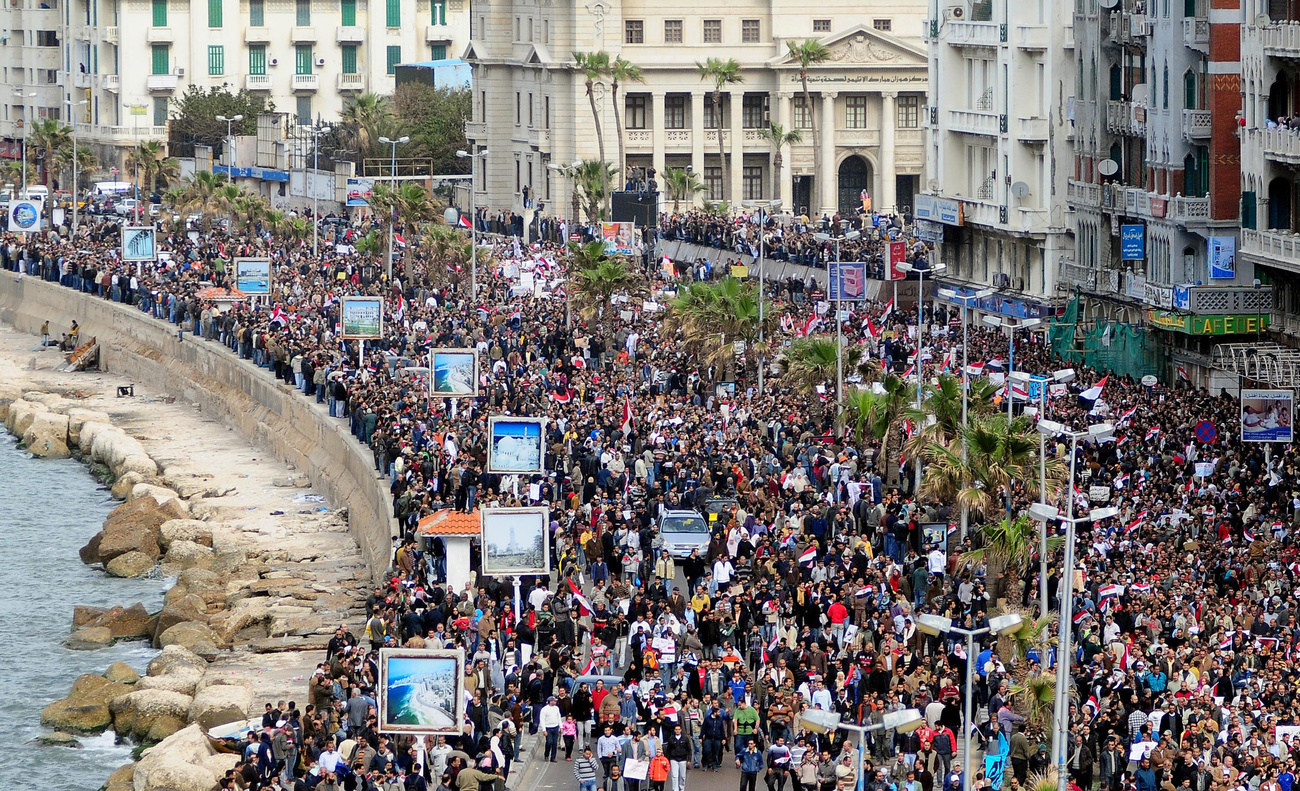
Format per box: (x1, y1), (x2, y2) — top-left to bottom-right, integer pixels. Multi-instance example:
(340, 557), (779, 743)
(0, 274), (395, 582)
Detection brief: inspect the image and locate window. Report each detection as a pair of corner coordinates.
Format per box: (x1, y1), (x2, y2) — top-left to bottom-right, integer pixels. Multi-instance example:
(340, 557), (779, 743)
(515, 92), (520, 124)
(742, 94), (767, 128)
(743, 166), (763, 200)
(249, 0), (263, 25)
(341, 44), (357, 73)
(151, 0), (166, 26)
(296, 96), (312, 127)
(295, 44), (313, 74)
(703, 19), (721, 43)
(386, 0), (399, 27)
(793, 96), (812, 129)
(845, 96), (867, 128)
(872, 18), (891, 30)
(664, 19), (681, 43)
(151, 43), (168, 74)
(704, 98), (722, 128)
(704, 166), (722, 197)
(431, 0), (445, 25)
(249, 44), (266, 74)
(626, 95), (646, 129)
(741, 19), (759, 42)
(665, 95), (686, 129)
(897, 95), (919, 128)
(813, 19), (830, 32)
(208, 0), (221, 27)
(430, 44), (446, 59)
(624, 19), (643, 43)
(207, 44), (224, 74)
(387, 45), (401, 74)
(295, 0), (310, 25)
(340, 0), (354, 25)
(153, 96), (167, 126)
(35, 30), (59, 46)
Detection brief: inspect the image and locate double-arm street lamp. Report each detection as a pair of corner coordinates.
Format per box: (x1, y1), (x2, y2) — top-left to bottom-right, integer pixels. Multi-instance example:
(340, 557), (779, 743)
(741, 199), (782, 395)
(379, 135), (410, 281)
(801, 707), (925, 791)
(936, 287), (992, 540)
(896, 260), (947, 494)
(813, 228), (860, 415)
(457, 148), (489, 295)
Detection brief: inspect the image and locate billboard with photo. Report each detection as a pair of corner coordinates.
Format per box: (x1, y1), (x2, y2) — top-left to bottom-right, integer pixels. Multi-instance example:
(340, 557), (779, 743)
(1241, 389), (1293, 443)
(234, 258), (272, 295)
(487, 416), (546, 474)
(122, 226), (157, 262)
(429, 348), (479, 396)
(378, 648), (465, 735)
(340, 296), (384, 339)
(481, 507), (550, 576)
(601, 222), (637, 256)
(346, 177), (374, 207)
(829, 261), (868, 302)
(7, 199), (42, 233)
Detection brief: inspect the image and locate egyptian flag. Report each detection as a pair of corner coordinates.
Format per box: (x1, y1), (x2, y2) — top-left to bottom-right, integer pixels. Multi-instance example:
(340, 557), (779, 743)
(985, 358), (1005, 373)
(1114, 473), (1130, 490)
(269, 305), (289, 327)
(879, 299), (894, 324)
(1115, 405), (1139, 426)
(781, 315), (796, 333)
(1256, 636), (1280, 652)
(799, 546), (818, 565)
(1073, 611), (1090, 625)
(1131, 582), (1152, 594)
(799, 315), (823, 337)
(1218, 633), (1234, 651)
(1124, 512), (1148, 534)
(394, 232), (407, 249)
(566, 577), (594, 616)
(459, 214), (473, 229)
(865, 316), (880, 340)
(1080, 376), (1109, 401)
(1176, 363), (1190, 380)
(621, 395), (635, 437)
(965, 361), (985, 377)
(761, 634), (780, 665)
(1099, 584), (1122, 601)
(1145, 426), (1161, 442)
(580, 654), (597, 675)
(551, 388), (573, 404)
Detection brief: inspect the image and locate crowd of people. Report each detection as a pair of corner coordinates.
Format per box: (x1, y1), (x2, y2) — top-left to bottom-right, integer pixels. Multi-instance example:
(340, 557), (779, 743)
(4, 201), (1300, 791)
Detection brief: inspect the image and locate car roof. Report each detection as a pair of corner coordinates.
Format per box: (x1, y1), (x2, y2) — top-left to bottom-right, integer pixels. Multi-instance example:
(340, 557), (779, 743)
(661, 509), (704, 517)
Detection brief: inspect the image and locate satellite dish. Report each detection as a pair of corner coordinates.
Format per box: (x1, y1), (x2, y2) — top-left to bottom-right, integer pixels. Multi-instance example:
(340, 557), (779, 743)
(1098, 159), (1119, 176)
(928, 179), (940, 192)
(1099, 0), (1119, 7)
(1257, 14), (1272, 26)
(1011, 181), (1030, 198)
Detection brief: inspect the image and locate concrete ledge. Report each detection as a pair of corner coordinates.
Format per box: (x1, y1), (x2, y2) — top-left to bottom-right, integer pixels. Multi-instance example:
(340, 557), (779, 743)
(0, 274), (395, 582)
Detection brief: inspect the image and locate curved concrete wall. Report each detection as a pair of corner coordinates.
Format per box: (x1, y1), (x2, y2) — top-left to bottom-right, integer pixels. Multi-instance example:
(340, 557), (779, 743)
(0, 273), (395, 582)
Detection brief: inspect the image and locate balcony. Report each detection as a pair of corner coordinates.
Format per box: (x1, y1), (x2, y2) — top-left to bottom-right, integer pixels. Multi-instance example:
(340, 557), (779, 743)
(529, 127), (551, 152)
(1243, 228), (1300, 275)
(1182, 109), (1211, 140)
(1258, 126), (1300, 166)
(963, 200), (1002, 227)
(337, 25), (364, 43)
(1183, 17), (1209, 53)
(464, 121), (487, 139)
(1067, 180), (1100, 207)
(704, 130), (731, 146)
(291, 26), (317, 42)
(245, 26), (271, 42)
(946, 21), (1000, 47)
(102, 74), (120, 92)
(665, 129), (691, 148)
(426, 24), (451, 42)
(146, 73), (179, 91)
(1261, 22), (1300, 58)
(104, 25), (118, 43)
(146, 27), (173, 43)
(624, 130), (652, 150)
(1059, 258), (1098, 291)
(292, 74), (319, 91)
(1105, 100), (1146, 137)
(1016, 24), (1048, 49)
(337, 73), (363, 91)
(246, 74), (272, 91)
(1170, 195), (1209, 224)
(1017, 116), (1048, 142)
(949, 109), (999, 137)
(74, 72), (93, 88)
(837, 129), (880, 147)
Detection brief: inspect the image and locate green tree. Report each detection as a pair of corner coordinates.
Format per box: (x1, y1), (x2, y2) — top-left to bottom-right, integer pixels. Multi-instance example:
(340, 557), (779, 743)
(662, 167), (707, 214)
(169, 86), (269, 156)
(126, 140), (180, 196)
(608, 56), (644, 184)
(777, 336), (864, 396)
(569, 241), (646, 338)
(573, 51), (612, 219)
(959, 515), (1064, 614)
(26, 119), (71, 185)
(902, 372), (997, 461)
(666, 277), (770, 379)
(756, 122), (802, 202)
(839, 374), (911, 485)
(391, 84), (472, 176)
(172, 170), (230, 231)
(339, 92), (391, 161)
(696, 57), (743, 201)
(564, 159), (618, 225)
(54, 145), (99, 195)
(786, 39), (831, 206)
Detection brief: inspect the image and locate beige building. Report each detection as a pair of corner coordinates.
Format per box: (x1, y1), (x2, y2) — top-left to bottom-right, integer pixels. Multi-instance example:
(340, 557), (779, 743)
(463, 0), (928, 218)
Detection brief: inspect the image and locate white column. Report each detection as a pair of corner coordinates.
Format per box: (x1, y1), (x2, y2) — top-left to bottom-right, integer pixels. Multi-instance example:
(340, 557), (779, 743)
(880, 90), (897, 216)
(777, 92), (793, 207)
(691, 91), (705, 204)
(652, 91), (666, 183)
(819, 91), (837, 215)
(729, 91), (744, 204)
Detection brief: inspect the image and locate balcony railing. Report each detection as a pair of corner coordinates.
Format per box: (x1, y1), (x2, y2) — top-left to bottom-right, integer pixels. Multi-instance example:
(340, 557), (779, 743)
(246, 74), (272, 91)
(1016, 24), (1048, 49)
(626, 130), (652, 147)
(245, 27), (270, 42)
(337, 73), (363, 91)
(104, 25), (118, 43)
(1183, 17), (1209, 53)
(1067, 180), (1100, 207)
(1258, 126), (1300, 166)
(665, 129), (691, 147)
(949, 109), (999, 136)
(1058, 258), (1098, 291)
(963, 200), (1002, 227)
(1242, 228), (1300, 275)
(74, 72), (93, 88)
(1182, 109), (1211, 140)
(146, 27), (173, 43)
(1261, 22), (1300, 58)
(103, 74), (120, 92)
(146, 73), (179, 91)
(946, 21), (1000, 47)
(1105, 100), (1146, 137)
(291, 26), (316, 42)
(291, 74), (319, 91)
(337, 26), (364, 43)
(703, 130), (731, 145)
(1170, 195), (1209, 224)
(1017, 116), (1048, 142)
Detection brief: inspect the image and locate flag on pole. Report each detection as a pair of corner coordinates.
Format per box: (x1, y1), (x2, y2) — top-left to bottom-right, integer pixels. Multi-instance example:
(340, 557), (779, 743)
(1113, 473), (1130, 490)
(1144, 426), (1161, 442)
(1073, 611), (1090, 625)
(1218, 633), (1234, 651)
(1080, 376), (1109, 401)
(269, 305), (289, 327)
(879, 299), (894, 324)
(1130, 583), (1152, 594)
(799, 315), (822, 337)
(1124, 512), (1148, 534)
(567, 577), (594, 616)
(1098, 583), (1122, 600)
(1176, 363), (1190, 380)
(798, 546), (818, 565)
(459, 214), (473, 229)
(865, 316), (880, 340)
(965, 362), (985, 376)
(1115, 405), (1139, 426)
(985, 358), (1005, 372)
(550, 389), (573, 404)
(621, 395), (635, 437)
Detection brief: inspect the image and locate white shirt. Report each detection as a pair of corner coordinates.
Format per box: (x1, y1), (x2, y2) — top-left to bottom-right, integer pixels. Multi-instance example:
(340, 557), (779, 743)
(319, 749), (344, 772)
(528, 587), (551, 612)
(713, 559), (734, 585)
(539, 703), (563, 729)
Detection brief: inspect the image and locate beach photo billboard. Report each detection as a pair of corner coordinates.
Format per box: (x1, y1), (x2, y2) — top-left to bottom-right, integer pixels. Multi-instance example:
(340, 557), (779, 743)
(429, 348), (479, 397)
(378, 648), (465, 735)
(234, 258), (272, 295)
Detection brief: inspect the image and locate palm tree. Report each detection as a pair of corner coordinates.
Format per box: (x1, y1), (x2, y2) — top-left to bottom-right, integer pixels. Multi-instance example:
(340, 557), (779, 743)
(666, 277), (771, 380)
(573, 51), (612, 219)
(340, 93), (391, 160)
(959, 515), (1063, 609)
(390, 181), (442, 283)
(777, 336), (864, 396)
(696, 57), (743, 201)
(571, 243), (646, 338)
(756, 122), (802, 202)
(174, 170), (229, 231)
(567, 159), (618, 225)
(353, 229), (383, 261)
(25, 119), (71, 185)
(902, 373), (997, 461)
(420, 223), (473, 287)
(608, 56), (644, 185)
(126, 140), (178, 196)
(662, 167), (707, 213)
(839, 374), (911, 484)
(786, 39), (831, 205)
(0, 160), (25, 191)
(53, 145), (98, 196)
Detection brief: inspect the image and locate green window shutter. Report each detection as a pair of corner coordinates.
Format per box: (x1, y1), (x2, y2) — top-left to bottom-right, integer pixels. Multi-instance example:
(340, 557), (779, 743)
(151, 44), (169, 74)
(208, 45), (224, 75)
(93, 44), (98, 73)
(386, 0), (399, 27)
(433, 0), (444, 24)
(296, 44), (313, 74)
(341, 44), (357, 74)
(151, 0), (166, 26)
(208, 0), (221, 27)
(387, 45), (400, 74)
(295, 0), (310, 25)
(1242, 191), (1257, 231)
(430, 44), (446, 60)
(341, 0), (355, 25)
(249, 44), (266, 75)
(249, 0), (263, 25)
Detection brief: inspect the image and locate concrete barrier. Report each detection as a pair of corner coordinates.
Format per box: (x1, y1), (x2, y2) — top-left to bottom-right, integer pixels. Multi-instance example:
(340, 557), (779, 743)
(0, 274), (395, 582)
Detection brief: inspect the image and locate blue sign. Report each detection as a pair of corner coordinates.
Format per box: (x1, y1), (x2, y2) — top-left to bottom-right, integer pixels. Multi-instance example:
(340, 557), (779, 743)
(914, 194), (962, 226)
(214, 165), (290, 183)
(1172, 284), (1191, 310)
(1025, 375), (1050, 403)
(935, 283), (1059, 320)
(828, 261), (868, 301)
(1120, 225), (1145, 260)
(1209, 236), (1236, 279)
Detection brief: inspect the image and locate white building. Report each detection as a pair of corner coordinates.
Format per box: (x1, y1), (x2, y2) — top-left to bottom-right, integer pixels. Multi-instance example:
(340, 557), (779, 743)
(0, 0), (469, 171)
(922, 0), (1074, 320)
(463, 0), (929, 218)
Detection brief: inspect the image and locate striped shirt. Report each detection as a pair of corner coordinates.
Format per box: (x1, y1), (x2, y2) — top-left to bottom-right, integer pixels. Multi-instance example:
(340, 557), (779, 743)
(574, 757), (602, 783)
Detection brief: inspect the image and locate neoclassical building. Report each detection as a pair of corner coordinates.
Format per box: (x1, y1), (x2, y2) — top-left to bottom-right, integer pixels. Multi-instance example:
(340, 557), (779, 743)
(463, 0), (928, 217)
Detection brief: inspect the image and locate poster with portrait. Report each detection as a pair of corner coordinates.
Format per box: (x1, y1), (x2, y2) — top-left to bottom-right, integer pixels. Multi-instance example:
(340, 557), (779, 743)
(122, 226), (157, 262)
(1241, 389), (1293, 443)
(234, 258), (272, 295)
(601, 222), (637, 255)
(340, 296), (384, 339)
(378, 648), (465, 735)
(480, 506), (550, 576)
(429, 348), (479, 397)
(486, 416), (546, 474)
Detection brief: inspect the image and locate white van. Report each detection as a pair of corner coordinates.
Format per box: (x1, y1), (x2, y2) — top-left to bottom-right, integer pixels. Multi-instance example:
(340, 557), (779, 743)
(23, 185), (49, 201)
(92, 181), (133, 197)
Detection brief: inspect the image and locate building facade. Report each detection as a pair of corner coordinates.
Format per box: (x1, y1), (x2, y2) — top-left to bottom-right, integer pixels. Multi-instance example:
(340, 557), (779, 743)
(922, 0), (1074, 320)
(462, 0), (928, 218)
(0, 0), (468, 171)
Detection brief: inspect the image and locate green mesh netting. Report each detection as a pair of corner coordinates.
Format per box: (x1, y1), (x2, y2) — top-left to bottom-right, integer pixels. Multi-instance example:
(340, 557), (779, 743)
(1049, 295), (1166, 383)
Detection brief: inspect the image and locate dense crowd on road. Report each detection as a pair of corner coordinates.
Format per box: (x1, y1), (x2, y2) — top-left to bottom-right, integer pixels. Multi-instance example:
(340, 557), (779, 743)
(4, 204), (1300, 791)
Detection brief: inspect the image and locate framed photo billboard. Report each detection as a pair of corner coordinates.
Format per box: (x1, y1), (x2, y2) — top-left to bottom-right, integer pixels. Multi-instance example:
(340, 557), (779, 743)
(429, 348), (479, 397)
(1241, 389), (1293, 443)
(122, 226), (157, 262)
(378, 648), (465, 735)
(481, 507), (550, 576)
(234, 258), (272, 295)
(486, 416), (546, 474)
(340, 296), (384, 340)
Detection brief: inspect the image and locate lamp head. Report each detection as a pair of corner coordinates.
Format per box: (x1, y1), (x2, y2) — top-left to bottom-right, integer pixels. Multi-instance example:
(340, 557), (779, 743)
(1020, 317), (1042, 330)
(1027, 503), (1061, 523)
(974, 288), (994, 298)
(813, 233), (830, 242)
(981, 314), (1003, 328)
(381, 137), (394, 145)
(916, 614), (952, 636)
(1052, 368), (1076, 383)
(844, 231), (861, 241)
(1087, 423), (1114, 439)
(799, 709), (841, 735)
(1008, 371), (1031, 383)
(988, 613), (1024, 635)
(937, 288), (958, 300)
(231, 114), (244, 122)
(882, 709), (925, 733)
(1088, 507), (1120, 522)
(398, 136), (410, 143)
(456, 150), (469, 157)
(896, 262), (914, 274)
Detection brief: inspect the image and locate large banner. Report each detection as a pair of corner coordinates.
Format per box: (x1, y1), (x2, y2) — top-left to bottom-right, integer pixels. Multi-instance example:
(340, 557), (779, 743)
(234, 258), (272, 294)
(378, 648), (465, 735)
(487, 416), (546, 474)
(8, 199), (42, 233)
(601, 222), (637, 255)
(346, 177), (373, 207)
(340, 296), (384, 339)
(828, 261), (868, 302)
(122, 226), (157, 262)
(886, 241), (907, 280)
(1241, 389), (1293, 443)
(429, 348), (479, 396)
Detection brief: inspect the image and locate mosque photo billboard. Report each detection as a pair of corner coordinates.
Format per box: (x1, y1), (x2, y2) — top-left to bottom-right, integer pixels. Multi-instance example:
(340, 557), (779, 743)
(486, 416), (546, 474)
(481, 507), (550, 576)
(378, 648), (465, 735)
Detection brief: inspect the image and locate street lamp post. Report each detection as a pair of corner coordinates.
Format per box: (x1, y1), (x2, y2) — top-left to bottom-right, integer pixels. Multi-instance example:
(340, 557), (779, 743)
(801, 708), (924, 791)
(69, 98), (89, 231)
(304, 123), (331, 259)
(215, 114), (244, 171)
(742, 199), (782, 396)
(896, 260), (947, 494)
(457, 148), (489, 295)
(814, 228), (860, 419)
(917, 613), (1024, 791)
(980, 314), (1043, 516)
(379, 135), (411, 282)
(13, 90), (37, 198)
(937, 288), (993, 540)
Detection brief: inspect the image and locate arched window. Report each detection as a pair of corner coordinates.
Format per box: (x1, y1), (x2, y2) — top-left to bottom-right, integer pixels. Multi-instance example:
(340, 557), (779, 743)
(1163, 62), (1170, 109)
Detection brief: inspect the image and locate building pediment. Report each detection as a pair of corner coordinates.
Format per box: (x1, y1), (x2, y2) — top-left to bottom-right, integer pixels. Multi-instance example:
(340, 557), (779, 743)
(772, 27), (927, 69)
(524, 43), (552, 65)
(462, 40), (490, 62)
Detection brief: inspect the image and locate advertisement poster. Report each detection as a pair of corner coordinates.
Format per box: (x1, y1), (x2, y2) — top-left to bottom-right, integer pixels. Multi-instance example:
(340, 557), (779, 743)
(234, 258), (272, 294)
(7, 199), (42, 233)
(121, 226), (157, 262)
(601, 222), (637, 256)
(429, 348), (479, 396)
(377, 648), (465, 735)
(828, 261), (868, 301)
(1120, 224), (1145, 260)
(340, 296), (384, 339)
(486, 416), (546, 474)
(346, 177), (373, 207)
(1241, 389), (1293, 443)
(886, 241), (908, 280)
(1209, 236), (1236, 279)
(480, 507), (550, 576)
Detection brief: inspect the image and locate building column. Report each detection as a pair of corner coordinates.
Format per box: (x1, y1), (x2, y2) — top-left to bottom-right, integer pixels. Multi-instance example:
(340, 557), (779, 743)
(879, 90), (897, 216)
(729, 91), (744, 204)
(651, 91), (666, 185)
(819, 91), (837, 215)
(691, 91), (705, 204)
(777, 92), (793, 208)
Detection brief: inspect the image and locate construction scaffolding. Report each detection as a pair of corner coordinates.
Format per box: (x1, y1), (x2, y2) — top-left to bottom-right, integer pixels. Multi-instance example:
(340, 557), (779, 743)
(1211, 343), (1300, 390)
(1049, 294), (1165, 382)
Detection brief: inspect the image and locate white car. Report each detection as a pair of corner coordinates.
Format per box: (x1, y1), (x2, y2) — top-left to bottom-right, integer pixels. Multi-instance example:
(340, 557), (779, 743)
(115, 198), (139, 217)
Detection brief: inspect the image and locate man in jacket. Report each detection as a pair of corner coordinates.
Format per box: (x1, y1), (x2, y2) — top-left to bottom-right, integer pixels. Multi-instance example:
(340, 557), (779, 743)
(738, 738), (765, 791)
(665, 723), (692, 791)
(1009, 724), (1033, 783)
(701, 701), (730, 772)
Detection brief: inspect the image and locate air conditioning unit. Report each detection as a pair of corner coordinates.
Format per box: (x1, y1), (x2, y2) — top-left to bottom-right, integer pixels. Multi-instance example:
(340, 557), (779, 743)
(993, 272), (1010, 288)
(945, 5), (965, 18)
(270, 57), (279, 66)
(316, 57), (326, 66)
(176, 67), (184, 76)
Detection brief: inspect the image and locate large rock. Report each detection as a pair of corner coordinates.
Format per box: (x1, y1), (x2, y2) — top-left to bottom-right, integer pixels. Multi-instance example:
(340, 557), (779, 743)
(106, 551), (156, 578)
(104, 494), (188, 537)
(128, 483), (181, 505)
(23, 411), (70, 458)
(104, 662), (141, 685)
(111, 472), (145, 501)
(39, 699), (111, 732)
(157, 621), (223, 651)
(104, 763), (135, 791)
(188, 684), (253, 729)
(78, 532), (103, 565)
(66, 408), (110, 447)
(208, 599), (271, 643)
(152, 597), (210, 640)
(78, 420), (109, 454)
(79, 603), (153, 639)
(145, 645), (208, 677)
(161, 540), (214, 571)
(66, 627), (115, 649)
(89, 496), (190, 565)
(0, 383), (23, 419)
(67, 674), (135, 707)
(6, 399), (40, 435)
(136, 664), (204, 696)
(108, 689), (193, 742)
(96, 531), (160, 566)
(158, 520), (213, 550)
(73, 605), (107, 627)
(133, 724), (220, 791)
(119, 454), (159, 479)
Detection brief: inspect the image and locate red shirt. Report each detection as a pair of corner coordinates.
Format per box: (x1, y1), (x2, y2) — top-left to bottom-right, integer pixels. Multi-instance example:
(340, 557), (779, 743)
(828, 602), (849, 625)
(592, 687), (609, 714)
